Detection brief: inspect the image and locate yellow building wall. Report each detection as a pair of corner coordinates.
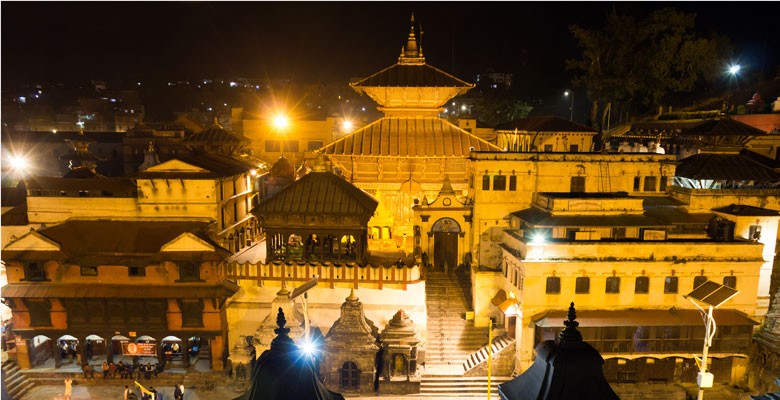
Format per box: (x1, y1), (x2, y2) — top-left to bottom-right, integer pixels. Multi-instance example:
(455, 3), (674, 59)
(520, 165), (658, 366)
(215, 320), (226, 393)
(26, 197), (138, 225)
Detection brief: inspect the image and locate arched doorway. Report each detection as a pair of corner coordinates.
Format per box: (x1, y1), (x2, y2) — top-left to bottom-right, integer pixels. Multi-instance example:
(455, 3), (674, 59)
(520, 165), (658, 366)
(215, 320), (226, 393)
(85, 334), (106, 362)
(432, 218), (460, 273)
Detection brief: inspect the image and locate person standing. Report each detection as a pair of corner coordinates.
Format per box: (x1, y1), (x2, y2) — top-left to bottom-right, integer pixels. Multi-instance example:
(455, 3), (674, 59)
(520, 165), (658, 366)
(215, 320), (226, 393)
(63, 376), (73, 400)
(178, 383), (185, 400)
(173, 383), (183, 400)
(102, 361), (109, 379)
(124, 385), (131, 400)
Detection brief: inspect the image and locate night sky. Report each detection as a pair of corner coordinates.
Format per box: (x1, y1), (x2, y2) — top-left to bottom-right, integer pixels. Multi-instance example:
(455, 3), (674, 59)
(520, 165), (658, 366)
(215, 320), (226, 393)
(3, 2), (779, 97)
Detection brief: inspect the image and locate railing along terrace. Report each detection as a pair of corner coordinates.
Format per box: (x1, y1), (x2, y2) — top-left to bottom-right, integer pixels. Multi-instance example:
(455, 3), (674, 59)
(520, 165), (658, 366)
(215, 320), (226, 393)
(222, 261), (422, 289)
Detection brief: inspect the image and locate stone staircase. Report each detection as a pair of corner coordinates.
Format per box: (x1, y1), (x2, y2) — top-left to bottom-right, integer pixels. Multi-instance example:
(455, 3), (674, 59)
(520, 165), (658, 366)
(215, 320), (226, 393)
(420, 375), (511, 398)
(424, 267), (488, 375)
(2, 360), (35, 399)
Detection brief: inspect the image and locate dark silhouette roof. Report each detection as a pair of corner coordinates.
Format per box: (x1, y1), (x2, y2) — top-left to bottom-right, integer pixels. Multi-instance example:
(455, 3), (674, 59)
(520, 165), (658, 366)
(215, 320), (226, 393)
(183, 118), (249, 145)
(268, 156), (295, 178)
(257, 172), (378, 217)
(493, 116), (597, 133)
(712, 204), (780, 217)
(24, 176), (136, 195)
(676, 153), (780, 182)
(683, 117), (767, 137)
(498, 303), (619, 400)
(317, 117), (501, 156)
(238, 308), (345, 400)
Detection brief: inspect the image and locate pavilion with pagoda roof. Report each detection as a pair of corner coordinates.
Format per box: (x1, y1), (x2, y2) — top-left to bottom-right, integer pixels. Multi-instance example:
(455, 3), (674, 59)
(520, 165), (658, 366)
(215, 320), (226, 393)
(317, 15), (501, 262)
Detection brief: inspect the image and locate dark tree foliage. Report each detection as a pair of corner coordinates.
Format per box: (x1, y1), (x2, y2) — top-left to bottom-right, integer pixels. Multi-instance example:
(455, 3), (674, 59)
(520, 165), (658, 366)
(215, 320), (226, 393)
(471, 92), (534, 127)
(567, 8), (731, 125)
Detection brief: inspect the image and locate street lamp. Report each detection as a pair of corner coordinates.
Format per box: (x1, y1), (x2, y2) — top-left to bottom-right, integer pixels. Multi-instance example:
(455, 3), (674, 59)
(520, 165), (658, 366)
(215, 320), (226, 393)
(272, 113), (290, 156)
(683, 280), (739, 400)
(726, 64), (741, 113)
(564, 91), (574, 121)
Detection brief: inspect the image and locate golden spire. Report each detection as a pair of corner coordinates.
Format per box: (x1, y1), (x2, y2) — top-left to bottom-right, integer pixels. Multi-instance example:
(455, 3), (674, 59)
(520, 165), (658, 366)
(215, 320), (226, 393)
(399, 13), (425, 65)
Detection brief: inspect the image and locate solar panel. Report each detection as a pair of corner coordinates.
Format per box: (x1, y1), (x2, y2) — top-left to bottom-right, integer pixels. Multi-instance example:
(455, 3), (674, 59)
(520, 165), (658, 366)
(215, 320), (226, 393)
(685, 280), (739, 308)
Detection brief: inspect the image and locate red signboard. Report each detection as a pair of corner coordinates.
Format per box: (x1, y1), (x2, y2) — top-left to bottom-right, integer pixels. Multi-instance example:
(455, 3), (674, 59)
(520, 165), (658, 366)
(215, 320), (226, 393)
(121, 341), (157, 356)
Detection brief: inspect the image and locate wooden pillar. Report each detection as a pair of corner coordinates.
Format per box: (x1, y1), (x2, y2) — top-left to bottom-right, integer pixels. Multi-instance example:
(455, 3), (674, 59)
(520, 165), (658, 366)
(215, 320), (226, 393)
(183, 341), (190, 368)
(211, 336), (224, 371)
(16, 337), (31, 369)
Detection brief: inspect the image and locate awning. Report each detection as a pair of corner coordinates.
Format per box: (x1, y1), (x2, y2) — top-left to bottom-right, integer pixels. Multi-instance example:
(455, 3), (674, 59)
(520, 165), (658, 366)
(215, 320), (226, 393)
(1, 280), (240, 299)
(534, 309), (757, 328)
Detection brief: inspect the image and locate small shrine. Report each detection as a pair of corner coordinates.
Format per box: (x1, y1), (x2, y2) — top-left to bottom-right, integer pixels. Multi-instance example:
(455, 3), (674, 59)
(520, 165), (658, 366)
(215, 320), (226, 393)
(322, 290), (379, 394)
(237, 308), (344, 400)
(253, 286), (304, 354)
(378, 309), (421, 394)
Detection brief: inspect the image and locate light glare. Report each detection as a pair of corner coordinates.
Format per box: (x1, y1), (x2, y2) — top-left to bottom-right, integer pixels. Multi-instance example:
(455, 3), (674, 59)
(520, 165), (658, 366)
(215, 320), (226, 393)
(273, 114), (290, 130)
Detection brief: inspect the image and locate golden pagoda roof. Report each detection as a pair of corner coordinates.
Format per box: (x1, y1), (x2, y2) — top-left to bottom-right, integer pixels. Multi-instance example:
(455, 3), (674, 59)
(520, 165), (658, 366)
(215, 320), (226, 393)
(350, 63), (473, 88)
(317, 116), (502, 157)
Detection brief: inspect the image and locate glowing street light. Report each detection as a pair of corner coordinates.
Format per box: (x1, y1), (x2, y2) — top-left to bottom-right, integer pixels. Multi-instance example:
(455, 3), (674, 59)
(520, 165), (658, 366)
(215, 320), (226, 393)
(725, 64), (741, 113)
(9, 154), (30, 173)
(341, 119), (353, 133)
(728, 64), (741, 75)
(564, 90), (574, 121)
(273, 114), (290, 131)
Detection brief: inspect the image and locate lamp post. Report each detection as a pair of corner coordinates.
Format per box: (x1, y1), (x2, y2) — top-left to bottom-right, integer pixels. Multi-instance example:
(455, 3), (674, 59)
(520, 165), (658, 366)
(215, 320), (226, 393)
(684, 280), (739, 400)
(564, 91), (574, 121)
(726, 64), (741, 114)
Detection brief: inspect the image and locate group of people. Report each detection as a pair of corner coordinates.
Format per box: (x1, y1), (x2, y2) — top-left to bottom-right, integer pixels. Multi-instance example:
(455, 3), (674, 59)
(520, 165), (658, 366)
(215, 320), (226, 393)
(122, 382), (185, 400)
(82, 361), (161, 380)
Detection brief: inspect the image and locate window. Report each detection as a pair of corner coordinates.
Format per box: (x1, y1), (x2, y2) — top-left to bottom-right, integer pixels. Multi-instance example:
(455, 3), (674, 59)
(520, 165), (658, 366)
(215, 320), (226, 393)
(482, 175), (490, 190)
(659, 176), (668, 191)
(307, 141), (324, 152)
(180, 299), (204, 327)
(546, 277), (561, 294)
(493, 175), (507, 191)
(693, 275), (708, 289)
(339, 361), (360, 390)
(24, 262), (46, 281)
(80, 266), (98, 276)
(544, 144), (553, 152)
(264, 140), (280, 152)
(643, 176), (657, 192)
(569, 144), (579, 152)
(635, 276), (649, 294)
(575, 277), (590, 294)
(570, 176), (585, 192)
(178, 262), (201, 282)
(723, 276), (737, 289)
(633, 177), (641, 191)
(128, 266), (146, 277)
(509, 176), (517, 191)
(606, 277), (621, 293)
(25, 300), (52, 326)
(664, 276), (678, 293)
(613, 227), (627, 239)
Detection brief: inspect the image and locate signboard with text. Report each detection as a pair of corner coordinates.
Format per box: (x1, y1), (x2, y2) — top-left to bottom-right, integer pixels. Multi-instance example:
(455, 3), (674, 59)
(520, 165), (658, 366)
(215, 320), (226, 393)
(121, 341), (157, 356)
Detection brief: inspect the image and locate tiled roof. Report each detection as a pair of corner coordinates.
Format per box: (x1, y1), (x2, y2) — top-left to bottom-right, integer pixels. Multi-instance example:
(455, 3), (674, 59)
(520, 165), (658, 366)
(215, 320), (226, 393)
(24, 176), (137, 195)
(21, 220), (226, 260)
(317, 117), (502, 156)
(1, 281), (239, 299)
(493, 116), (597, 133)
(684, 117), (768, 137)
(183, 122), (249, 144)
(351, 63), (472, 88)
(136, 153), (255, 179)
(676, 153), (780, 182)
(257, 172), (378, 217)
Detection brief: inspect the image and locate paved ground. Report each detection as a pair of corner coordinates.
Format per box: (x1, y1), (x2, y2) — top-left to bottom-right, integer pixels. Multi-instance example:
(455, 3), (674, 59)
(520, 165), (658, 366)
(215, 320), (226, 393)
(21, 384), (501, 400)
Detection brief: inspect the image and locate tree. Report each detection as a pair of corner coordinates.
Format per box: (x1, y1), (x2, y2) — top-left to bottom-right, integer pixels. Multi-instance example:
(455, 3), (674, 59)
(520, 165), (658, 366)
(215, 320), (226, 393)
(567, 8), (730, 126)
(471, 92), (533, 127)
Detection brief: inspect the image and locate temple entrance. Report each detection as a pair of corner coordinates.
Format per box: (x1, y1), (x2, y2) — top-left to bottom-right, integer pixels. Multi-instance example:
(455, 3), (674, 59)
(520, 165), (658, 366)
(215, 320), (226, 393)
(432, 218), (460, 273)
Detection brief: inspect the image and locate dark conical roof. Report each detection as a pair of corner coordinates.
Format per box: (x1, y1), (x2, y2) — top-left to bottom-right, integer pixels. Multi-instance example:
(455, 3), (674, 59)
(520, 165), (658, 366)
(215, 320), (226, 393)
(268, 156), (295, 179)
(237, 308), (345, 400)
(498, 303), (619, 400)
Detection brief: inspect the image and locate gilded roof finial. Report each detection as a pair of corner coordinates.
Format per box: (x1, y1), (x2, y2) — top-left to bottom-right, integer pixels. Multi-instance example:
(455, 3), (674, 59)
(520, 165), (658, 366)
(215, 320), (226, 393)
(399, 13), (425, 65)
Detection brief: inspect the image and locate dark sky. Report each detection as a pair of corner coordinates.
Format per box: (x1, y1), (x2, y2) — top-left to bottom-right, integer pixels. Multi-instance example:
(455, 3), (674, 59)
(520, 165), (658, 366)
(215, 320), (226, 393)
(3, 2), (779, 96)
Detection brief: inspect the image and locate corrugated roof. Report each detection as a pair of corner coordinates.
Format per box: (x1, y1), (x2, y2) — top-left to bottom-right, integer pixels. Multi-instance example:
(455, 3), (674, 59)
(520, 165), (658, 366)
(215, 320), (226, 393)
(712, 204), (780, 217)
(511, 207), (670, 228)
(676, 153), (780, 182)
(257, 172), (378, 217)
(1, 281), (239, 299)
(7, 220), (227, 261)
(535, 309), (757, 328)
(494, 116), (597, 133)
(351, 63), (473, 88)
(136, 153), (255, 178)
(25, 176), (137, 194)
(317, 117), (502, 156)
(644, 208), (714, 225)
